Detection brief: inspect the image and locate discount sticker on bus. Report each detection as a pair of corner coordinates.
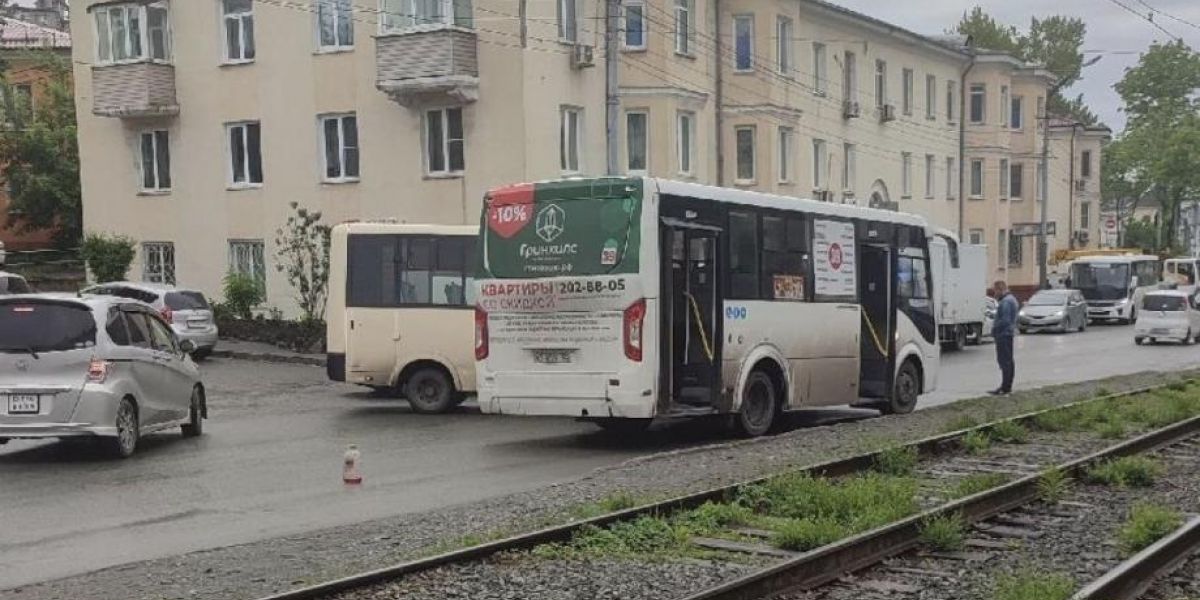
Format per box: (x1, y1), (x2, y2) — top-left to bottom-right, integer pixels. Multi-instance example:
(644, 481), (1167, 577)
(481, 180), (643, 278)
(814, 219), (857, 298)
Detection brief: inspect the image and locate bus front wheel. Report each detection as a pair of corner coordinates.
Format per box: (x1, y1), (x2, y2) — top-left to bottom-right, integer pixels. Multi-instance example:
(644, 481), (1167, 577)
(405, 368), (456, 414)
(883, 361), (920, 416)
(734, 371), (777, 438)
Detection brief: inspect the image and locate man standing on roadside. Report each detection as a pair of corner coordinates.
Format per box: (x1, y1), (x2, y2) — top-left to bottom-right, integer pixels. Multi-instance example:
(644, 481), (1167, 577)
(990, 280), (1019, 396)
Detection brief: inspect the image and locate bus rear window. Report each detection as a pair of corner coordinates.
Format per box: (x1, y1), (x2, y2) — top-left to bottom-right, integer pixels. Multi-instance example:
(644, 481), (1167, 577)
(481, 180), (642, 279)
(0, 302), (97, 353)
(347, 234), (476, 308)
(1144, 296), (1186, 311)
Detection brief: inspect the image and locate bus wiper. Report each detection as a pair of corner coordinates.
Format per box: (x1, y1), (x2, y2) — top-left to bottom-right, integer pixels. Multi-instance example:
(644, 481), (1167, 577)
(0, 345), (39, 359)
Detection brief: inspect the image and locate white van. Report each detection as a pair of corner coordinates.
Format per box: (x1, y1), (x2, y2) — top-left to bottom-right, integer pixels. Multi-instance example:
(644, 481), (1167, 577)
(1134, 290), (1200, 345)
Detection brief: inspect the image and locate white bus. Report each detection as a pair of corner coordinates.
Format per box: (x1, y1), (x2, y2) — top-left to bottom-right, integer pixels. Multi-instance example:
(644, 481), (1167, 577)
(326, 222), (478, 413)
(473, 178), (940, 436)
(1066, 254), (1161, 324)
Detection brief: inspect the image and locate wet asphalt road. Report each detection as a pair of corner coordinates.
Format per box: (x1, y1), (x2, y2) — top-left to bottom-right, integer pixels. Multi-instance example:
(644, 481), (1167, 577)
(2, 321), (1199, 590)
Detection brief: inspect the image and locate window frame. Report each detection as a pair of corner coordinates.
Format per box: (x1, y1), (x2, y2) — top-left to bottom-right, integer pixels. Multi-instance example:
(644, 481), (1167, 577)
(222, 0), (256, 64)
(1008, 231), (1022, 267)
(969, 158), (984, 198)
(777, 126), (794, 184)
(901, 151), (912, 198)
(1081, 150), (1093, 178)
(1010, 162), (1024, 200)
(138, 129), (171, 192)
(968, 229), (983, 245)
(1000, 85), (1009, 127)
(901, 67), (914, 116)
(228, 239), (267, 296)
(673, 0), (693, 55)
(676, 110), (695, 176)
(225, 121), (264, 188)
(733, 15), (754, 72)
(776, 16), (793, 76)
(141, 241), (176, 285)
(843, 51), (857, 104)
(622, 0), (646, 50)
(1081, 201), (1091, 229)
(924, 154), (935, 199)
(93, 2), (172, 66)
(969, 83), (986, 124)
(946, 156), (956, 200)
(424, 106), (465, 177)
(560, 105), (583, 174)
(997, 229), (1007, 269)
(1011, 95), (1024, 130)
(379, 0), (474, 33)
(874, 59), (887, 108)
(315, 0), (355, 51)
(625, 109), (649, 174)
(812, 42), (827, 95)
(734, 125), (756, 184)
(925, 74), (936, 120)
(999, 158), (1009, 200)
(946, 80), (957, 122)
(843, 142), (856, 194)
(812, 138), (827, 191)
(557, 0), (577, 41)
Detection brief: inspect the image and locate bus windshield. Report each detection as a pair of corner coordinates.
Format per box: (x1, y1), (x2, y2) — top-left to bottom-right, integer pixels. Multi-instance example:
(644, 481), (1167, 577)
(480, 180), (642, 279)
(1070, 263), (1130, 300)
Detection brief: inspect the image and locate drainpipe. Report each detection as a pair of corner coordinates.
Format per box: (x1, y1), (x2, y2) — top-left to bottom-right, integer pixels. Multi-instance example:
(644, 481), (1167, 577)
(714, 0), (724, 187)
(1067, 124), (1078, 249)
(957, 56), (975, 241)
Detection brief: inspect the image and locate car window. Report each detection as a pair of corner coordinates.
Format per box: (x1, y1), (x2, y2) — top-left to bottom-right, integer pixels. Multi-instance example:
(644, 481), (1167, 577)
(106, 308), (131, 346)
(0, 301), (97, 353)
(124, 311), (153, 348)
(146, 314), (178, 353)
(165, 291), (209, 311)
(1144, 295), (1186, 312)
(0, 276), (30, 294)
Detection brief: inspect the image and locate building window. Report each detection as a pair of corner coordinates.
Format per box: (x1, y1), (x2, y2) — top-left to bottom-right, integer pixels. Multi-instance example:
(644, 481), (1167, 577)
(1081, 150), (1092, 178)
(969, 83), (986, 124)
(425, 107), (464, 175)
(625, 110), (648, 173)
(229, 240), (266, 295)
(999, 158), (1009, 199)
(947, 80), (957, 122)
(968, 229), (983, 245)
(381, 0), (473, 31)
(734, 126), (755, 182)
(677, 111), (694, 175)
(1000, 85), (1009, 126)
(1037, 164), (1046, 201)
(317, 0), (354, 49)
(925, 154), (935, 199)
(901, 152), (912, 198)
(925, 74), (936, 119)
(874, 59), (887, 107)
(901, 68), (914, 116)
(733, 16), (753, 71)
(1081, 201), (1091, 229)
(1037, 96), (1046, 130)
(1011, 162), (1024, 199)
(142, 242), (175, 285)
(776, 17), (792, 75)
(777, 127), (793, 183)
(946, 157), (955, 200)
(970, 158), (983, 198)
(558, 0), (577, 41)
(843, 51), (857, 103)
(1011, 95), (1023, 129)
(812, 42), (827, 94)
(223, 0), (255, 62)
(997, 229), (1007, 268)
(812, 138), (827, 190)
(843, 143), (856, 193)
(139, 130), (171, 191)
(1008, 233), (1022, 267)
(674, 0), (692, 54)
(94, 3), (171, 64)
(226, 121), (263, 186)
(560, 106), (582, 173)
(321, 113), (360, 181)
(623, 0), (645, 50)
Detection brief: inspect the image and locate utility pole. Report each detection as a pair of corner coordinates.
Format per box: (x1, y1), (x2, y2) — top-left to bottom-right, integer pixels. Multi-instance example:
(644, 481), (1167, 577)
(604, 0), (619, 176)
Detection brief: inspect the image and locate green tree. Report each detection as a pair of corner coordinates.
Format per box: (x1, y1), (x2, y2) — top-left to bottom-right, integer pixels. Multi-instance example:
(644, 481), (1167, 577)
(0, 53), (80, 247)
(274, 202), (331, 323)
(953, 7), (1020, 54)
(1122, 217), (1159, 253)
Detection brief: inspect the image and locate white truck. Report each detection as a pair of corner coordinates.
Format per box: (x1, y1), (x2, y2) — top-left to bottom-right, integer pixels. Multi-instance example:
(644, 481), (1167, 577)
(930, 232), (988, 351)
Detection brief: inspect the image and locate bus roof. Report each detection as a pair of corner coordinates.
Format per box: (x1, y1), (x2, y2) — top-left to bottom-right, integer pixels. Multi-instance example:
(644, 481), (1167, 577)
(332, 222), (478, 236)
(1069, 254), (1159, 264)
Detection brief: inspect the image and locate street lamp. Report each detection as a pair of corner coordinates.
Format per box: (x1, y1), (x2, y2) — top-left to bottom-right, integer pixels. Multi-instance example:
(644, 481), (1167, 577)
(1038, 55), (1102, 289)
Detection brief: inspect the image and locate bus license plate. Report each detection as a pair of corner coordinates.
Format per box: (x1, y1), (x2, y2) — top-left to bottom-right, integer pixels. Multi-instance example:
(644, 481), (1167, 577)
(533, 349), (573, 364)
(7, 394), (39, 414)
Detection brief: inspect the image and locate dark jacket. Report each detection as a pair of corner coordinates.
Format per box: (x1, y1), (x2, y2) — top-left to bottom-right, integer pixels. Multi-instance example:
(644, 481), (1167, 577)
(993, 292), (1019, 338)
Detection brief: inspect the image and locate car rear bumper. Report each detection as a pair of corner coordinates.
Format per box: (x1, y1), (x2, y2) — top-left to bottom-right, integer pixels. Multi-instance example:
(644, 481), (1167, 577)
(1135, 327), (1190, 339)
(0, 386), (122, 439)
(176, 328), (218, 349)
(0, 423), (117, 439)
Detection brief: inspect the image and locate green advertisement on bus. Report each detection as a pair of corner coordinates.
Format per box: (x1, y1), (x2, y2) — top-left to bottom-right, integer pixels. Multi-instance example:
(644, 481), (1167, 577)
(481, 179), (643, 279)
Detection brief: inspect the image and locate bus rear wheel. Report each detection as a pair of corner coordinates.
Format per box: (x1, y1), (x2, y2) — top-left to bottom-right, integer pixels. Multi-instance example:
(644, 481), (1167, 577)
(405, 368), (456, 414)
(733, 371), (777, 438)
(882, 361), (920, 416)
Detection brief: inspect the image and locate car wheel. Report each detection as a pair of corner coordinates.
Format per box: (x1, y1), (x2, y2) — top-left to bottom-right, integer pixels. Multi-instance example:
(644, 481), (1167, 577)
(883, 361), (921, 416)
(1135, 337), (1144, 345)
(405, 368), (456, 414)
(733, 371), (777, 437)
(106, 398), (139, 459)
(182, 387), (204, 437)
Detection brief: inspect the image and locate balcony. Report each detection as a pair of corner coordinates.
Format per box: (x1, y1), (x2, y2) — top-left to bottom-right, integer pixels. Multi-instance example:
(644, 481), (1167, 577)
(91, 62), (179, 119)
(376, 28), (479, 107)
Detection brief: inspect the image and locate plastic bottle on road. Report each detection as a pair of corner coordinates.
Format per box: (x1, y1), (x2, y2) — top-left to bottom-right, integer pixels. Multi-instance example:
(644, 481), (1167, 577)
(343, 444), (363, 485)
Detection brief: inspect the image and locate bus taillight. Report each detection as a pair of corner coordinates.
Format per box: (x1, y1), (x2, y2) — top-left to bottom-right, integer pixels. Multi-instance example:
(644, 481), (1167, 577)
(623, 299), (646, 362)
(475, 307), (490, 360)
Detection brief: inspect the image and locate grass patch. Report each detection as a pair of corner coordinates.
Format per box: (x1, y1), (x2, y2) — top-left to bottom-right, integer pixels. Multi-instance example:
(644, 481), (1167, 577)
(1118, 503), (1183, 555)
(991, 569), (1075, 600)
(951, 473), (1011, 499)
(1037, 467), (1072, 504)
(1096, 419), (1126, 439)
(919, 514), (966, 552)
(772, 516), (846, 551)
(679, 501), (753, 531)
(1032, 409), (1074, 432)
(873, 445), (920, 477)
(1086, 456), (1163, 488)
(570, 491), (645, 519)
(989, 420), (1029, 444)
(962, 430), (992, 455)
(533, 515), (690, 559)
(942, 413), (980, 433)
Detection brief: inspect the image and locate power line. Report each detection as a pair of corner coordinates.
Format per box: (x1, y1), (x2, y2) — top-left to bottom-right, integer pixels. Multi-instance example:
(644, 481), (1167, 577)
(1134, 0), (1200, 33)
(1104, 0), (1183, 41)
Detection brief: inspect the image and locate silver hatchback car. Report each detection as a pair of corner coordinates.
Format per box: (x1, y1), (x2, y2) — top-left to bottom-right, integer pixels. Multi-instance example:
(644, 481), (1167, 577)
(0, 294), (207, 458)
(82, 282), (218, 358)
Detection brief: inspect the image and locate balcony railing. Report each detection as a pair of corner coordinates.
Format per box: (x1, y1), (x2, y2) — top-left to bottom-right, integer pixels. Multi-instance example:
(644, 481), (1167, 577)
(376, 28), (479, 107)
(91, 62), (179, 119)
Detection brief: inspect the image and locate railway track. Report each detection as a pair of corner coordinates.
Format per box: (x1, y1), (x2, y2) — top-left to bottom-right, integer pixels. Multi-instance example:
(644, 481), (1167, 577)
(254, 382), (1200, 600)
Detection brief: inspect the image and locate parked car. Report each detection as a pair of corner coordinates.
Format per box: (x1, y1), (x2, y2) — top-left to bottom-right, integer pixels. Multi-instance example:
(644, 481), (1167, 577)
(0, 271), (31, 295)
(1018, 289), (1089, 334)
(81, 282), (218, 359)
(1134, 290), (1200, 345)
(0, 294), (207, 457)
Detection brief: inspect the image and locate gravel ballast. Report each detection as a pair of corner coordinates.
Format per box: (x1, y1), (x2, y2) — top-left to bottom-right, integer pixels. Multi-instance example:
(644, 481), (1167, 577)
(2, 370), (1194, 600)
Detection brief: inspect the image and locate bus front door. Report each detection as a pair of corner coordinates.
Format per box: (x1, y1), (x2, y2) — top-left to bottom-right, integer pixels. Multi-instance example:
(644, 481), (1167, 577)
(858, 244), (894, 399)
(662, 224), (721, 411)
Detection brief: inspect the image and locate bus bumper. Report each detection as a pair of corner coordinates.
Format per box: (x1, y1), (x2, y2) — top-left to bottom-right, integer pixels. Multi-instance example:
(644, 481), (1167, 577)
(477, 373), (655, 419)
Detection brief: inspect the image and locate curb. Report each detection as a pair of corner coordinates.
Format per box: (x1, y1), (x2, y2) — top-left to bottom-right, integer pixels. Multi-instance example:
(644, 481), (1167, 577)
(209, 349), (326, 367)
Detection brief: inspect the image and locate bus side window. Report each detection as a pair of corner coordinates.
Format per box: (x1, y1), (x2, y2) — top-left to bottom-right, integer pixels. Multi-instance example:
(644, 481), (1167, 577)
(401, 238), (433, 304)
(728, 210), (760, 299)
(761, 214), (808, 301)
(433, 238), (467, 306)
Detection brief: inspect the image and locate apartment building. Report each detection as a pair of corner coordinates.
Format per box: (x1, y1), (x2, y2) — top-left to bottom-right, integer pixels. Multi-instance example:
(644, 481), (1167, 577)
(72, 0), (1095, 312)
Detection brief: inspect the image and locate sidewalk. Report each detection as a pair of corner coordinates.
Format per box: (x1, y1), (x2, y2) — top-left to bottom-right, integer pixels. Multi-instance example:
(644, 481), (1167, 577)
(210, 339), (326, 367)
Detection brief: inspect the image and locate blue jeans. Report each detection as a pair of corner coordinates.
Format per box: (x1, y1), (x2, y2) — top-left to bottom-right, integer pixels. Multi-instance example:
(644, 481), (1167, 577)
(995, 335), (1015, 393)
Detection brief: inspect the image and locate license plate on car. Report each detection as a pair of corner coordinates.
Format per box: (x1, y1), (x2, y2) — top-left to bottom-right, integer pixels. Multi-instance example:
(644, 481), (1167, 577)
(187, 320), (208, 329)
(7, 394), (39, 415)
(533, 349), (573, 364)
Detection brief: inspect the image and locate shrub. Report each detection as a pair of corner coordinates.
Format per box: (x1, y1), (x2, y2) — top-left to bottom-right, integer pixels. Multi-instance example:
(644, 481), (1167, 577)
(952, 473), (1010, 499)
(962, 430), (992, 455)
(1037, 468), (1072, 504)
(1086, 456), (1162, 488)
(989, 420), (1029, 444)
(772, 517), (846, 551)
(274, 202), (331, 323)
(80, 232), (135, 283)
(1118, 503), (1183, 555)
(874, 445), (920, 477)
(919, 514), (966, 552)
(991, 570), (1075, 600)
(223, 272), (263, 320)
(682, 502), (753, 532)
